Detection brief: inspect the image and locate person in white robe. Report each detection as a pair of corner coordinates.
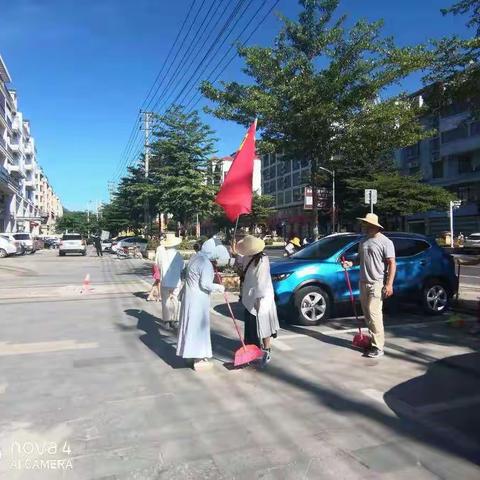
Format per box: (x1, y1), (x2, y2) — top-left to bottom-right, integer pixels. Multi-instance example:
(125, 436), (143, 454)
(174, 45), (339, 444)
(156, 233), (184, 328)
(233, 235), (279, 365)
(176, 240), (225, 369)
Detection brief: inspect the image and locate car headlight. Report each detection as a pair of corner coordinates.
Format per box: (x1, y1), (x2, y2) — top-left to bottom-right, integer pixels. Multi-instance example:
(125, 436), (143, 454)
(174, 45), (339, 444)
(271, 272), (292, 282)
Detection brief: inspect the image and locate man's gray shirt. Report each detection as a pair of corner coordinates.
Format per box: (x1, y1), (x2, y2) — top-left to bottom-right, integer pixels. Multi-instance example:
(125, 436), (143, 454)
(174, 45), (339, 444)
(359, 233), (395, 284)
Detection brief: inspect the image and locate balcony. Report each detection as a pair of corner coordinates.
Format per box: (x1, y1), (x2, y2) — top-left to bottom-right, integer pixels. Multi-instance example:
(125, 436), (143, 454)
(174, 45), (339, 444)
(12, 117), (21, 131)
(24, 161), (35, 170)
(24, 179), (35, 189)
(8, 142), (20, 153)
(8, 162), (26, 178)
(24, 144), (34, 155)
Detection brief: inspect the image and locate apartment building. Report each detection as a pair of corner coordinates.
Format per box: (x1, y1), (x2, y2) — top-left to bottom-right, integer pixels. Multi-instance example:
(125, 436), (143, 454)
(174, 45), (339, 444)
(397, 89), (480, 235)
(261, 153), (318, 238)
(36, 169), (63, 234)
(0, 55), (62, 234)
(209, 154), (262, 193)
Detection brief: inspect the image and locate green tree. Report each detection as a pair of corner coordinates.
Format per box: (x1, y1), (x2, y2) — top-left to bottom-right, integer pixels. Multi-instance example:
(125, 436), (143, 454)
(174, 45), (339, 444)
(242, 193), (275, 232)
(347, 173), (455, 229)
(202, 0), (432, 233)
(56, 211), (99, 236)
(426, 0), (480, 110)
(149, 106), (217, 230)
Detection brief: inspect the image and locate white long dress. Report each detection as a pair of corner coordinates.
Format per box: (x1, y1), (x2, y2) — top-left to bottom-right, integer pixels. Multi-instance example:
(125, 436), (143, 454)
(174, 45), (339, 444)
(156, 246), (184, 322)
(240, 255), (279, 340)
(176, 252), (223, 359)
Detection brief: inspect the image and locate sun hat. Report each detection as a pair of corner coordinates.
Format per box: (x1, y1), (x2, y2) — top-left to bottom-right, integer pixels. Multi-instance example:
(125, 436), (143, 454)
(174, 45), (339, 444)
(291, 237), (301, 248)
(356, 213), (384, 229)
(161, 232), (182, 248)
(236, 235), (266, 257)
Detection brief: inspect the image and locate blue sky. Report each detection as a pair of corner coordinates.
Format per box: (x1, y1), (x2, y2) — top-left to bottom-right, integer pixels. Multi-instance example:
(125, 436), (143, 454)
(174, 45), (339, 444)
(0, 0), (471, 210)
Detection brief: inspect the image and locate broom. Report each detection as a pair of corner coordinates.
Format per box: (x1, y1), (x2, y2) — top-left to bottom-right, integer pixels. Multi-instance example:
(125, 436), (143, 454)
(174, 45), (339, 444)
(214, 269), (264, 366)
(341, 257), (371, 349)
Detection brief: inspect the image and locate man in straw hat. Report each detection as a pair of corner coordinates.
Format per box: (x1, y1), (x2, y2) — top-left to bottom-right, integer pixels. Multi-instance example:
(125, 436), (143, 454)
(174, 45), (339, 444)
(155, 232), (184, 329)
(342, 213), (396, 359)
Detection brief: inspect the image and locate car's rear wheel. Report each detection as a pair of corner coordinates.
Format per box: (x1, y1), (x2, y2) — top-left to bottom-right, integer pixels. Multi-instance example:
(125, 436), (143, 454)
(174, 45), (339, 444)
(0, 248), (7, 258)
(294, 285), (331, 325)
(59, 251), (65, 257)
(422, 280), (449, 315)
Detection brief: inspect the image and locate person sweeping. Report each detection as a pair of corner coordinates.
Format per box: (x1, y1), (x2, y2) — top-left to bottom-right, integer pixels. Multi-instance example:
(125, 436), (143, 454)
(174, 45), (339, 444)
(342, 213), (396, 359)
(233, 235), (279, 365)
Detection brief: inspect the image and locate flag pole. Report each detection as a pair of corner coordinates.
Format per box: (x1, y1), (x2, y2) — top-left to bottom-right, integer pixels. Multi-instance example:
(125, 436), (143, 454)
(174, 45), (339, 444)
(233, 215), (240, 241)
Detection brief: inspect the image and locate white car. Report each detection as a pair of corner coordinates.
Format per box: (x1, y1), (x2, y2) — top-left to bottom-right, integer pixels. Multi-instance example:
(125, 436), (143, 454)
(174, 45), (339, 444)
(464, 233), (480, 252)
(0, 236), (18, 258)
(59, 233), (87, 256)
(12, 232), (36, 254)
(115, 236), (148, 254)
(0, 233), (24, 255)
(101, 239), (113, 252)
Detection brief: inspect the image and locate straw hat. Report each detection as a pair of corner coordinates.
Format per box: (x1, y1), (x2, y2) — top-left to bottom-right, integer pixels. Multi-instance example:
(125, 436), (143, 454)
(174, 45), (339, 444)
(356, 213), (384, 229)
(236, 235), (265, 257)
(291, 237), (301, 248)
(161, 232), (182, 248)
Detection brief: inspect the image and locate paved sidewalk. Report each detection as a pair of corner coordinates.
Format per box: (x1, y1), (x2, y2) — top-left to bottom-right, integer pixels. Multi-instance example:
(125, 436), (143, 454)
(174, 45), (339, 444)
(0, 250), (479, 479)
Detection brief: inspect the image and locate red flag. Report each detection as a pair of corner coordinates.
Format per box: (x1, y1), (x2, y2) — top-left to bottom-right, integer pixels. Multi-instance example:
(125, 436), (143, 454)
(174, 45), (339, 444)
(215, 119), (257, 221)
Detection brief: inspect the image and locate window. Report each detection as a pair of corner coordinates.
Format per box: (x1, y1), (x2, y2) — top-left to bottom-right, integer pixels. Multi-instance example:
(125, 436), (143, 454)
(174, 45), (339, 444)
(301, 159), (309, 168)
(263, 155), (270, 167)
(293, 159), (301, 170)
(441, 124), (468, 143)
(284, 160), (292, 173)
(392, 238), (430, 257)
(293, 235), (359, 260)
(269, 166), (275, 179)
(293, 188), (302, 202)
(404, 143), (419, 158)
(471, 121), (480, 136)
(277, 163), (286, 176)
(458, 154), (473, 174)
(430, 137), (440, 152)
(277, 192), (284, 206)
(284, 190), (292, 204)
(432, 160), (443, 179)
(301, 170), (310, 184)
(283, 175), (291, 188)
(62, 234), (82, 241)
(277, 178), (283, 190)
(269, 181), (276, 193)
(293, 172), (301, 186)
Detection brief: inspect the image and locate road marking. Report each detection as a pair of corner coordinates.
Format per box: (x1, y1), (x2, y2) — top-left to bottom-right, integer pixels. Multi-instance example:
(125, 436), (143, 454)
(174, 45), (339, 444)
(0, 340), (98, 356)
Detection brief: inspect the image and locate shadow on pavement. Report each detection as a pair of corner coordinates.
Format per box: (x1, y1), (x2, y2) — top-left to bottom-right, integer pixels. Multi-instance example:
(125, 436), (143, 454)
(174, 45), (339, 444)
(384, 352), (480, 464)
(124, 308), (241, 368)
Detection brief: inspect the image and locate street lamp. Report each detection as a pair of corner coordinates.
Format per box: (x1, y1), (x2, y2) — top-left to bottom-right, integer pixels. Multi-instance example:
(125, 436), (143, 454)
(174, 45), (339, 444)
(318, 166), (336, 233)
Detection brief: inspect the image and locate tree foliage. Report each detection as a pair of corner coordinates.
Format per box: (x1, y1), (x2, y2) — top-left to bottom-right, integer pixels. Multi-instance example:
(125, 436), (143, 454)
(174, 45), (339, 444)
(347, 173), (455, 228)
(56, 211), (99, 236)
(202, 0), (433, 230)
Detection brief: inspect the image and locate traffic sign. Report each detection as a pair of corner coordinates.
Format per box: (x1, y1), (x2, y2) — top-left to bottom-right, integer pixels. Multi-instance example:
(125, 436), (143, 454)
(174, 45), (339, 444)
(364, 189), (377, 205)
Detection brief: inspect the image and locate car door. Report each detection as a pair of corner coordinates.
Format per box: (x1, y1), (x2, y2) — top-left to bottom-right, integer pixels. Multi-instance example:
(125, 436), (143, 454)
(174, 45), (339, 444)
(390, 238), (431, 296)
(336, 242), (361, 302)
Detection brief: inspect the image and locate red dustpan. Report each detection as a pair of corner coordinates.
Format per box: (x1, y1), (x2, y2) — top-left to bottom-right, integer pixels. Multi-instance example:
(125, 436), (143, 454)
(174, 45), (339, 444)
(341, 257), (372, 349)
(214, 270), (264, 366)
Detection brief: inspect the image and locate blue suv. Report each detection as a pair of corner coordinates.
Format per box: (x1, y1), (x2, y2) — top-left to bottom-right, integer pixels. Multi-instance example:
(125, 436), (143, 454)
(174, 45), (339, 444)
(270, 233), (458, 325)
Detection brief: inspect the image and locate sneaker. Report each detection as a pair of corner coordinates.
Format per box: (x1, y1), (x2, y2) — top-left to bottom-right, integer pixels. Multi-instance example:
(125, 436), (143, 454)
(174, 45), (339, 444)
(261, 349), (272, 366)
(367, 347), (384, 359)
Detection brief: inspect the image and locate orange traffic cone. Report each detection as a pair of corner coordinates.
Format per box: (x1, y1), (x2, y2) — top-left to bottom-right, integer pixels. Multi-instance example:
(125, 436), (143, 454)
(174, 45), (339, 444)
(80, 273), (92, 294)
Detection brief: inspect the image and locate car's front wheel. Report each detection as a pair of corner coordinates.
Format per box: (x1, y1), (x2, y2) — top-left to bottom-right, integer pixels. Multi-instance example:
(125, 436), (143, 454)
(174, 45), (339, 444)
(294, 285), (331, 325)
(0, 248), (7, 258)
(422, 280), (449, 315)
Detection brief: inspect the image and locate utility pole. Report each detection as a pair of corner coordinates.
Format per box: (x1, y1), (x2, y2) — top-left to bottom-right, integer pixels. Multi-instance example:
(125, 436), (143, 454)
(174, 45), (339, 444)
(141, 110), (153, 236)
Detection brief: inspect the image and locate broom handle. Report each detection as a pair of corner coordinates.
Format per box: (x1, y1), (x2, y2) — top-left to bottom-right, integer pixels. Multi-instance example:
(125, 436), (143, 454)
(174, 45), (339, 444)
(341, 256), (362, 334)
(214, 268), (247, 350)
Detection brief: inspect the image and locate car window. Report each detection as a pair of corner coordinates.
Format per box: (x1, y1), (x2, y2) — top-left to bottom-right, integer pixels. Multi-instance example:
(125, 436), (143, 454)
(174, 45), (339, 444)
(63, 234), (82, 241)
(392, 238), (430, 257)
(292, 235), (359, 260)
(468, 234), (480, 240)
(342, 243), (359, 260)
(13, 234), (30, 240)
(0, 235), (10, 241)
(123, 238), (134, 243)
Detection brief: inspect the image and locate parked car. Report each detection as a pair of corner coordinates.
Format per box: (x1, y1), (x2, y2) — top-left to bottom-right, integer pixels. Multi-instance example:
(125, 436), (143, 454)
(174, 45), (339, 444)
(111, 236), (131, 253)
(464, 233), (480, 252)
(270, 232), (458, 325)
(0, 233), (25, 255)
(44, 237), (60, 249)
(115, 236), (148, 254)
(59, 233), (86, 256)
(12, 233), (36, 254)
(101, 239), (113, 252)
(0, 235), (19, 258)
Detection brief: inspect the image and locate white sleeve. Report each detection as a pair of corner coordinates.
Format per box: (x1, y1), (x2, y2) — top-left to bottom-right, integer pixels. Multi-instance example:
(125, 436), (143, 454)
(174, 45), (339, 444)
(255, 256), (271, 299)
(199, 259), (223, 293)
